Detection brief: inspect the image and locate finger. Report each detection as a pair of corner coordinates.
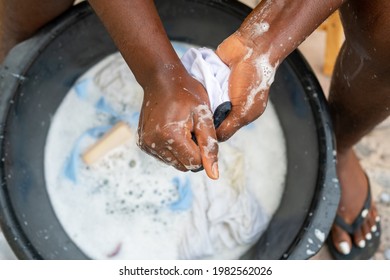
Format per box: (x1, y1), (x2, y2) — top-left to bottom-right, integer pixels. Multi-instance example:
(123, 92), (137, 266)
(216, 96), (266, 142)
(137, 132), (190, 172)
(168, 130), (203, 172)
(215, 106), (246, 142)
(141, 144), (188, 171)
(217, 81), (269, 141)
(159, 149), (188, 172)
(193, 105), (219, 179)
(139, 119), (203, 172)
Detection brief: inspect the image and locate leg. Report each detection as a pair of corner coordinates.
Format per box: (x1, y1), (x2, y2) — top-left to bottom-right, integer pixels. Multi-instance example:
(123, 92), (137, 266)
(0, 0), (75, 62)
(328, 0), (390, 257)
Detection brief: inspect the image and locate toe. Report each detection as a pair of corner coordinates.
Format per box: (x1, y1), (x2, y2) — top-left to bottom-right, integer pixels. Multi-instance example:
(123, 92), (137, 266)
(370, 203), (380, 225)
(332, 224), (352, 255)
(353, 228), (366, 249)
(367, 209), (378, 233)
(362, 221), (372, 241)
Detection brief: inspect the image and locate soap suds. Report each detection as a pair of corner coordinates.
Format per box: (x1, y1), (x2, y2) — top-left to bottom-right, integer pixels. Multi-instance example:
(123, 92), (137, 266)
(244, 53), (277, 113)
(202, 136), (218, 159)
(243, 48), (254, 61)
(194, 104), (214, 130)
(253, 21), (270, 36)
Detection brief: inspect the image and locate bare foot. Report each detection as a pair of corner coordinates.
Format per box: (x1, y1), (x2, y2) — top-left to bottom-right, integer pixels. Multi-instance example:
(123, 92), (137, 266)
(330, 148), (380, 257)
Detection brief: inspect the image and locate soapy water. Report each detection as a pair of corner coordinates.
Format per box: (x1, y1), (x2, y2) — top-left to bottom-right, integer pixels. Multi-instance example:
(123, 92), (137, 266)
(44, 42), (287, 259)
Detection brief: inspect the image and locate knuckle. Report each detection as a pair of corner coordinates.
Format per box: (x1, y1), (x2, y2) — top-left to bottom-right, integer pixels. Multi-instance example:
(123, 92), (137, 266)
(160, 129), (172, 140)
(137, 131), (158, 154)
(200, 136), (218, 159)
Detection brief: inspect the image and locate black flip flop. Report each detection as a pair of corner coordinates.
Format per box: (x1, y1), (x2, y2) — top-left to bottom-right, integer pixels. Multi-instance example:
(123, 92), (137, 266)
(327, 177), (381, 260)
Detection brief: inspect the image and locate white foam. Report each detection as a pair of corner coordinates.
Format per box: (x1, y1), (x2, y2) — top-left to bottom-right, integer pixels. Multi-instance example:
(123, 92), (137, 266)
(244, 53), (277, 113)
(253, 21), (270, 36)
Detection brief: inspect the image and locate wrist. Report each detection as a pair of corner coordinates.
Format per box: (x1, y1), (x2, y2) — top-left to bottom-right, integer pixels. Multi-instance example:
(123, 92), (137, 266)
(217, 31), (280, 68)
(216, 32), (252, 66)
(136, 59), (186, 89)
(139, 61), (190, 93)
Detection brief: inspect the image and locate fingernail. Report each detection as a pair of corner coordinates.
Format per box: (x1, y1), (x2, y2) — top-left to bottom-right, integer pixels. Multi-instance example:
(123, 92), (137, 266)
(371, 225), (377, 232)
(212, 162), (219, 179)
(357, 240), (366, 248)
(365, 233), (372, 240)
(339, 241), (351, 255)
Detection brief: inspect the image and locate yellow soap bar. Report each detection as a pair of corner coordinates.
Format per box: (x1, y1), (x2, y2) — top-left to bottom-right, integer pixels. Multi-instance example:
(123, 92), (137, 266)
(82, 121), (132, 165)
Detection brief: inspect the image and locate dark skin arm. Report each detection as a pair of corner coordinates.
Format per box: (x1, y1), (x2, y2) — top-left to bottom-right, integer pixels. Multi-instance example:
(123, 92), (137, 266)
(88, 0), (219, 179)
(216, 0), (346, 141)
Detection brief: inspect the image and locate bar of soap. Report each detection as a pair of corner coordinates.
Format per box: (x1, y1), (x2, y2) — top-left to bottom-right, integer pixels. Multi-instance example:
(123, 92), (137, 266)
(82, 121), (132, 165)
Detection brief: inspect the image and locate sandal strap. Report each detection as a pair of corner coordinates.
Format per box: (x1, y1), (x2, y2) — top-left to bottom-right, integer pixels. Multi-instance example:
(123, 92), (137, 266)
(334, 175), (372, 234)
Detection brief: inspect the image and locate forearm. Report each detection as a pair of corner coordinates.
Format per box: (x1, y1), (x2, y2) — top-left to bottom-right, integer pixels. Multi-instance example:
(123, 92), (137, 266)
(88, 0), (181, 88)
(220, 0), (346, 65)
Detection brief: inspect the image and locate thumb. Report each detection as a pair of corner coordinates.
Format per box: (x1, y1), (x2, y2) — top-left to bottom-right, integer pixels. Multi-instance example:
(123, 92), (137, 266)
(216, 106), (246, 142)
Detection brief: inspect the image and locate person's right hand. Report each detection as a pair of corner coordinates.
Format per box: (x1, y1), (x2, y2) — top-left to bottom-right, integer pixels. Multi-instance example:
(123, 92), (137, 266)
(137, 64), (219, 179)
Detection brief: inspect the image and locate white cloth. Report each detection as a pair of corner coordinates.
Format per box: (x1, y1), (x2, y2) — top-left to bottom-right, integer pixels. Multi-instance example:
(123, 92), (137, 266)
(181, 48), (231, 113)
(178, 145), (270, 259)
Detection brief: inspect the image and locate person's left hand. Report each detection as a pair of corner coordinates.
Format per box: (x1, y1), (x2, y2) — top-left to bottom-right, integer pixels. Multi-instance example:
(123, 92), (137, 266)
(215, 34), (277, 142)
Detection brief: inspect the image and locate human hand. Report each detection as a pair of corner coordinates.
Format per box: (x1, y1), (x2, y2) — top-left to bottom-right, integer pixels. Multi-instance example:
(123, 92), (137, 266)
(215, 34), (278, 141)
(137, 65), (219, 179)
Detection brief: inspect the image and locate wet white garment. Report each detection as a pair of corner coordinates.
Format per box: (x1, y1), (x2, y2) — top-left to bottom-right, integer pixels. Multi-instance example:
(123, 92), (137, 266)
(178, 144), (270, 259)
(181, 47), (230, 113)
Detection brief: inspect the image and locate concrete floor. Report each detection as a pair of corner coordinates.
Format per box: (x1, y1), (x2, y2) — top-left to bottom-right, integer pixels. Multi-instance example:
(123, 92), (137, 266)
(0, 0), (388, 260)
